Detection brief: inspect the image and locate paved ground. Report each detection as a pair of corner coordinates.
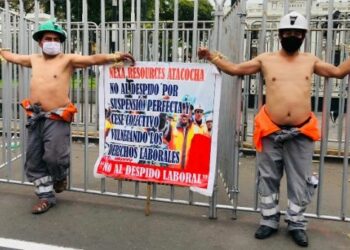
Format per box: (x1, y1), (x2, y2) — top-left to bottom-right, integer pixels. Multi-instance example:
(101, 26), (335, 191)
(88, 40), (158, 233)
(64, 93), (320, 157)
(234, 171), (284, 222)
(0, 183), (349, 250)
(0, 128), (349, 250)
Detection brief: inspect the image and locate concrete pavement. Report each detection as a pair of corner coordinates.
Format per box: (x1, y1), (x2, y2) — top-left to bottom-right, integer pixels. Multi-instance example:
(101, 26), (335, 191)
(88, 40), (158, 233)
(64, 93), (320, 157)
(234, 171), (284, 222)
(0, 180), (349, 250)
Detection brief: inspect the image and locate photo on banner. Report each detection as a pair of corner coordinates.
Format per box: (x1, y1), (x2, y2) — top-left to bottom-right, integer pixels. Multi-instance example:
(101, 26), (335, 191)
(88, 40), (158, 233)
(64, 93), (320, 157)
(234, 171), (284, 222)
(93, 61), (221, 196)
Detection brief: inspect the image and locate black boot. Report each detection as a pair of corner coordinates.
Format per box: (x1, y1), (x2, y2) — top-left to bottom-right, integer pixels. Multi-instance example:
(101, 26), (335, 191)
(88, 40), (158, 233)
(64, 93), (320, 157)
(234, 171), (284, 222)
(254, 225), (278, 239)
(290, 229), (309, 247)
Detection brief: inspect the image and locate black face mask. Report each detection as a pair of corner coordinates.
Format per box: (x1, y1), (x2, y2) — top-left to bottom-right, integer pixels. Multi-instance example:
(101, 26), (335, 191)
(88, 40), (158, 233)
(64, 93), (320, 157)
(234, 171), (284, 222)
(280, 36), (303, 53)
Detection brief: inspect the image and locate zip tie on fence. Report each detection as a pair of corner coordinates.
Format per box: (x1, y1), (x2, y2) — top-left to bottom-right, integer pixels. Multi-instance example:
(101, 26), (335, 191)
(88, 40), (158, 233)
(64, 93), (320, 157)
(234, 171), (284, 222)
(108, 51), (124, 67)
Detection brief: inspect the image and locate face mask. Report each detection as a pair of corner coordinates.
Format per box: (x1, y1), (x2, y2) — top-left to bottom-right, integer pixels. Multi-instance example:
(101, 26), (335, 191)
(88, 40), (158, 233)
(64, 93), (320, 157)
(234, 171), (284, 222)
(280, 36), (303, 53)
(42, 41), (61, 55)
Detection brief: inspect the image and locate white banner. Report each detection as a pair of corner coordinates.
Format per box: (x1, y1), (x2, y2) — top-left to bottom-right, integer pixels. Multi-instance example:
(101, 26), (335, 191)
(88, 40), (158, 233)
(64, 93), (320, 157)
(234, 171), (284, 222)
(94, 61), (221, 196)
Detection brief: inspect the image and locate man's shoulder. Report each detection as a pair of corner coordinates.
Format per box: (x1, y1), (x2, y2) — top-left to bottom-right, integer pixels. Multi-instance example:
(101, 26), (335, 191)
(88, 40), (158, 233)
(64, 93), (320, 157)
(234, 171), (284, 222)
(299, 52), (316, 58)
(65, 53), (83, 59)
(257, 52), (278, 59)
(296, 52), (319, 63)
(31, 53), (42, 59)
(59, 53), (75, 59)
(263, 51), (317, 60)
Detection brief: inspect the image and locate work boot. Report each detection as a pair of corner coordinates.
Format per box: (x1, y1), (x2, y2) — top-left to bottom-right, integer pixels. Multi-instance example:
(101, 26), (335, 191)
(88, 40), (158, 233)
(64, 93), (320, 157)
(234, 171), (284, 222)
(290, 229), (308, 247)
(254, 225), (278, 239)
(54, 177), (67, 193)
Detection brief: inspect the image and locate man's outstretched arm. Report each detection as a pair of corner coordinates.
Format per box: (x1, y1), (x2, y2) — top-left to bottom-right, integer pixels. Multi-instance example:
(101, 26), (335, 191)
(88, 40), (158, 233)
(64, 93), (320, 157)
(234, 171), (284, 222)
(0, 49), (31, 67)
(314, 56), (350, 79)
(197, 47), (261, 76)
(337, 58), (350, 78)
(70, 52), (135, 68)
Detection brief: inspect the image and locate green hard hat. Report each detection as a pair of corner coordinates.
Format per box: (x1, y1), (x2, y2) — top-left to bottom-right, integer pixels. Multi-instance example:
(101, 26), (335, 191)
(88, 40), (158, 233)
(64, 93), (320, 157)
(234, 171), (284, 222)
(32, 20), (66, 42)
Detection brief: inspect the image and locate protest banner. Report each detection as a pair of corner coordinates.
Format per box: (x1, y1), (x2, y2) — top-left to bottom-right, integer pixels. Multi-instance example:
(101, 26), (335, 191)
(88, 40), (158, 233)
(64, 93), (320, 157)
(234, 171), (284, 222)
(93, 62), (221, 196)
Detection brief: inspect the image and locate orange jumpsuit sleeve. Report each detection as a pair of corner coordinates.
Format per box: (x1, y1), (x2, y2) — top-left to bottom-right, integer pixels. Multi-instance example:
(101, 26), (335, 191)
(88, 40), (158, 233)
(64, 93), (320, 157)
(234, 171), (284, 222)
(253, 106), (280, 152)
(253, 105), (320, 152)
(298, 112), (320, 141)
(21, 99), (77, 123)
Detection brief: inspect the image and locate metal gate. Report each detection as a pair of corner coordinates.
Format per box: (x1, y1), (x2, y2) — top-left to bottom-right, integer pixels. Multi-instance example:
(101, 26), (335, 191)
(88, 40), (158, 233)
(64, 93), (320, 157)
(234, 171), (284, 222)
(217, 0), (350, 222)
(0, 0), (349, 222)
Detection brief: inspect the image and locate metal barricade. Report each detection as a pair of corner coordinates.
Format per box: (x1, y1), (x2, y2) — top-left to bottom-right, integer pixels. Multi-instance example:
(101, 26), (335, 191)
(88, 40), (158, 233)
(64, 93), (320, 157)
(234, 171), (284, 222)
(0, 0), (348, 222)
(217, 0), (349, 222)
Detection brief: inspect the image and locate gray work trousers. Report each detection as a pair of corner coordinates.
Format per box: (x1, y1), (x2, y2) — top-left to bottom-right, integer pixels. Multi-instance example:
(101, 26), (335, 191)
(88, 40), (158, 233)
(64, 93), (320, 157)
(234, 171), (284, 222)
(25, 118), (71, 204)
(257, 132), (317, 231)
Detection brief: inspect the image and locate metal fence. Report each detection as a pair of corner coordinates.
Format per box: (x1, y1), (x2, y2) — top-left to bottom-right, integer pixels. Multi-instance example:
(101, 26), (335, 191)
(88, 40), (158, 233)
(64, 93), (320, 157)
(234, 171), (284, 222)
(0, 0), (349, 222)
(217, 0), (350, 222)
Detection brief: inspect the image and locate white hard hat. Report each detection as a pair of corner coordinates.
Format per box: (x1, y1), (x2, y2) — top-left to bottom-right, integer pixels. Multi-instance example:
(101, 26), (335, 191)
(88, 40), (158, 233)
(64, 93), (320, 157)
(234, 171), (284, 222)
(194, 104), (204, 112)
(206, 114), (213, 122)
(279, 11), (308, 31)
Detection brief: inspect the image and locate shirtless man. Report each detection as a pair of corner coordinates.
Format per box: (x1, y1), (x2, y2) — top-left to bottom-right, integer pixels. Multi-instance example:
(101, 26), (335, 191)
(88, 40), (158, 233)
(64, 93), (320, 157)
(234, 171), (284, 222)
(198, 11), (350, 247)
(0, 20), (135, 214)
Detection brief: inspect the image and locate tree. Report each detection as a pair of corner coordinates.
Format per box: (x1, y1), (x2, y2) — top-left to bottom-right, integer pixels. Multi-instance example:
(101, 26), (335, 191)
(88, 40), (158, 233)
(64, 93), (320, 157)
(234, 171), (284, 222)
(145, 0), (214, 21)
(5, 0), (35, 13)
(2, 0), (214, 23)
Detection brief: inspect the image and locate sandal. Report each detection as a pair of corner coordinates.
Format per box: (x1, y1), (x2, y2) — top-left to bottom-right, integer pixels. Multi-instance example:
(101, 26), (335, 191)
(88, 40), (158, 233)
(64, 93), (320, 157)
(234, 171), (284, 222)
(31, 199), (53, 214)
(54, 178), (67, 193)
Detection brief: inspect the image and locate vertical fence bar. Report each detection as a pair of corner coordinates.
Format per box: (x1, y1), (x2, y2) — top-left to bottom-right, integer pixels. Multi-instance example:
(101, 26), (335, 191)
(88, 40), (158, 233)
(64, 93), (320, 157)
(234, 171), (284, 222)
(337, 78), (346, 156)
(118, 0), (124, 51)
(189, 0), (199, 201)
(254, 0), (268, 210)
(209, 0), (225, 220)
(13, 16), (18, 155)
(66, 0), (74, 191)
(18, 0), (27, 182)
(50, 0), (55, 18)
(151, 0), (160, 198)
(142, 29), (147, 60)
(76, 26), (82, 123)
(171, 0), (178, 199)
(172, 0), (179, 62)
(153, 0), (159, 61)
(231, 0), (247, 220)
(257, 0), (267, 109)
(304, 0), (312, 52)
(313, 28), (323, 113)
(161, 24), (165, 61)
(242, 25), (252, 141)
(99, 0), (107, 194)
(101, 0), (106, 53)
(341, 74), (350, 220)
(317, 0), (334, 216)
(82, 0), (89, 191)
(66, 0), (72, 53)
(336, 33), (345, 156)
(133, 0), (141, 60)
(34, 0), (40, 53)
(191, 0), (199, 62)
(4, 0), (13, 179)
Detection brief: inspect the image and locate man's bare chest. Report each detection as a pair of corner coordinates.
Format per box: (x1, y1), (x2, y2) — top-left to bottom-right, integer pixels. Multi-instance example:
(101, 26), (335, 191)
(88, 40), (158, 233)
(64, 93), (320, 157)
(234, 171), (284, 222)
(262, 59), (313, 82)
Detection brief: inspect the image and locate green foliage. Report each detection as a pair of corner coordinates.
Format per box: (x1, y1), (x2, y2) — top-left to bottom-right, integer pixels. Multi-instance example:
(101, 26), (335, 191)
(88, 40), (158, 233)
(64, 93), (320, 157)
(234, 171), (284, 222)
(72, 76), (97, 90)
(4, 0), (214, 23)
(146, 0), (214, 21)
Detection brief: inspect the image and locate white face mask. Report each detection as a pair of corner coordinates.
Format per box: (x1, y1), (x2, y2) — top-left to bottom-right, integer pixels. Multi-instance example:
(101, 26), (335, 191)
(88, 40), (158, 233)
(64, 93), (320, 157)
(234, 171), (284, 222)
(42, 41), (61, 55)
